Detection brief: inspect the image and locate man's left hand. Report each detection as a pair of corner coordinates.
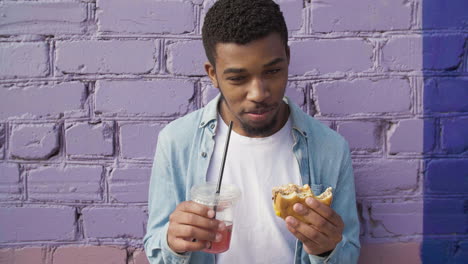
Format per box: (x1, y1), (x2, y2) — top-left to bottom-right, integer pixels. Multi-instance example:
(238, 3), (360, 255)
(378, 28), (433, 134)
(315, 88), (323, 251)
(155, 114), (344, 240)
(285, 197), (344, 256)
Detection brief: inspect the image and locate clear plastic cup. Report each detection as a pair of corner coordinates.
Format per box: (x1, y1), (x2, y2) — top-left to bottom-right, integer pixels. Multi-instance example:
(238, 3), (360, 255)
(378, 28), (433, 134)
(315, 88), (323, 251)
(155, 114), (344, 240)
(190, 183), (241, 254)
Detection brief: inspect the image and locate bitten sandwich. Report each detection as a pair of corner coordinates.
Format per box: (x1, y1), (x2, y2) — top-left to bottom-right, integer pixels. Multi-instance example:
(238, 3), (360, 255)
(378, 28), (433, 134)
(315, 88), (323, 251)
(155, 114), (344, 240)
(272, 184), (333, 224)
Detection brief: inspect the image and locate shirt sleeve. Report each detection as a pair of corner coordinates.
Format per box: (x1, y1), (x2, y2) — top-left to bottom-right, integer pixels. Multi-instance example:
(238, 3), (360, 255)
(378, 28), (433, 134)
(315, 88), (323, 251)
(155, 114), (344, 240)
(143, 130), (193, 264)
(308, 143), (361, 264)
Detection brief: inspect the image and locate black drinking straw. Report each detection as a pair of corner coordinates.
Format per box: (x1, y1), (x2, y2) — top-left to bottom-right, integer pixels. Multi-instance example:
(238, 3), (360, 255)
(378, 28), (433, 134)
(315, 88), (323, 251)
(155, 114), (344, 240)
(215, 121), (234, 196)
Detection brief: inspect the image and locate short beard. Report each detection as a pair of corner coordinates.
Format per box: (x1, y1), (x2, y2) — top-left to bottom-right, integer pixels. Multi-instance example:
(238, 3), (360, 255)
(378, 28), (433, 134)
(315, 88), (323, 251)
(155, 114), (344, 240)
(219, 94), (279, 137)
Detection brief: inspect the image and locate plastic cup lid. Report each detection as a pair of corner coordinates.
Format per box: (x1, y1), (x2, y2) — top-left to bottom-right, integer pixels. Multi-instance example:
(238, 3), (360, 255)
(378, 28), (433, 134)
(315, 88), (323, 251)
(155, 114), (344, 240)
(190, 183), (241, 205)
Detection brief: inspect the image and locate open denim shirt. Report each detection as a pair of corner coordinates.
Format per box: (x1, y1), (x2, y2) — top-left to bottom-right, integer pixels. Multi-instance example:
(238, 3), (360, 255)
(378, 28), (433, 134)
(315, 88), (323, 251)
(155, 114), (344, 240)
(144, 95), (360, 264)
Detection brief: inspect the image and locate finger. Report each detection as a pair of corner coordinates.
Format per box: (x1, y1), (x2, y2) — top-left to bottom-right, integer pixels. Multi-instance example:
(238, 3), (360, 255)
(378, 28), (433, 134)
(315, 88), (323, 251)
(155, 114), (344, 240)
(170, 210), (222, 231)
(305, 198), (343, 227)
(177, 201), (215, 218)
(170, 223), (222, 243)
(286, 216), (330, 247)
(293, 203), (337, 236)
(285, 217), (323, 253)
(170, 236), (210, 253)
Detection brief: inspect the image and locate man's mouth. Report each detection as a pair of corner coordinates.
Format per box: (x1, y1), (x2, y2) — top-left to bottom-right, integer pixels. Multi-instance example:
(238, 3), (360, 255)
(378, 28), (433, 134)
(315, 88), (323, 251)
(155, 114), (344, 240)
(244, 106), (276, 121)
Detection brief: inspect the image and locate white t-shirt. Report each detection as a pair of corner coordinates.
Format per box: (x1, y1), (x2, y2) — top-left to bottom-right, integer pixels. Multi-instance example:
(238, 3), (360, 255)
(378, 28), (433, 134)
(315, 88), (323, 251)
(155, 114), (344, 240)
(206, 116), (301, 264)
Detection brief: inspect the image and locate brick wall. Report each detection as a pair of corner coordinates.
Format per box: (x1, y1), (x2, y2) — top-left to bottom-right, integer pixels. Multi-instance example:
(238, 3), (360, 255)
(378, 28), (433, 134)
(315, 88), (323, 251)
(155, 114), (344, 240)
(0, 1), (466, 263)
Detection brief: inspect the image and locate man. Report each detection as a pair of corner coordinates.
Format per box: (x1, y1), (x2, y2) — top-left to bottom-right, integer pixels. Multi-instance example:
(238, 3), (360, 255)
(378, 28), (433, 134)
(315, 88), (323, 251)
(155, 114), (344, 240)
(143, 0), (360, 263)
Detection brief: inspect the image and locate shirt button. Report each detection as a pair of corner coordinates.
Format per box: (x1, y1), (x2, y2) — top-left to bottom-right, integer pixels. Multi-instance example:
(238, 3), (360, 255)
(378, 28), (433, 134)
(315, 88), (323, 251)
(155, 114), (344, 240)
(200, 122), (205, 126)
(210, 124), (215, 129)
(201, 152), (207, 158)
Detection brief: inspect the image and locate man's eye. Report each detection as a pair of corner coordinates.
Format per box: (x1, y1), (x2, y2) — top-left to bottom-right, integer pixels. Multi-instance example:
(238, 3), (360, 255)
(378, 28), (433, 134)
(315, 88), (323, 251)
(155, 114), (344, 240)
(266, 69), (281, 74)
(227, 76), (245, 81)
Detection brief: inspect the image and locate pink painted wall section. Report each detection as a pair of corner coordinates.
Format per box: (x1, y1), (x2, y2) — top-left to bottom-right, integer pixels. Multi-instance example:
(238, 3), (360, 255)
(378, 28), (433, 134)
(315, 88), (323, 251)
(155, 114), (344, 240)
(2, 0), (465, 263)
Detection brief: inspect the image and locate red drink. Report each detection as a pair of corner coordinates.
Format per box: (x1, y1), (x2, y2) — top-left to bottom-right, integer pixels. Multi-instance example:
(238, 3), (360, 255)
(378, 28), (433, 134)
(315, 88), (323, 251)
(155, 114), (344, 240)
(203, 223), (233, 254)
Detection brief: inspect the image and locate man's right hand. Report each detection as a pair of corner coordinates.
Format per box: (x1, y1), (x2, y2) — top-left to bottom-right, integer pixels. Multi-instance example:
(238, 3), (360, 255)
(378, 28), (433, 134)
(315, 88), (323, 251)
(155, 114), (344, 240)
(167, 201), (225, 253)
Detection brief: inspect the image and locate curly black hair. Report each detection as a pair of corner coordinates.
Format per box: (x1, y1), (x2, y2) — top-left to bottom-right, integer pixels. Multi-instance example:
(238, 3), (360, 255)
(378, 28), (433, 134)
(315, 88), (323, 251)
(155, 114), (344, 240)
(202, 0), (288, 67)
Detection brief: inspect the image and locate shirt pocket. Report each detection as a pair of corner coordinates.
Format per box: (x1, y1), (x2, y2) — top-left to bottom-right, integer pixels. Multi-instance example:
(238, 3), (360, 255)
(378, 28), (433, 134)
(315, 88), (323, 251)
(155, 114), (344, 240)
(309, 183), (324, 196)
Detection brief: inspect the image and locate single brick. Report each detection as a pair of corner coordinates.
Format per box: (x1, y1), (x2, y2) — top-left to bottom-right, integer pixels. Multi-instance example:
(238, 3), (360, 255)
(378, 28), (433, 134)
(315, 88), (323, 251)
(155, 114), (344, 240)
(289, 39), (373, 75)
(424, 78), (468, 113)
(424, 199), (466, 234)
(285, 83), (306, 108)
(421, 240), (453, 264)
(201, 82), (220, 106)
(389, 119), (432, 154)
(28, 166), (103, 202)
(82, 207), (146, 238)
(370, 202), (423, 237)
(315, 79), (411, 115)
(354, 159), (419, 196)
(10, 124), (60, 160)
(0, 163), (21, 200)
(0, 206), (75, 242)
(166, 40), (207, 76)
(441, 117), (468, 154)
(425, 160), (468, 194)
(0, 247), (46, 264)
(277, 0), (303, 32)
(120, 123), (162, 159)
(55, 40), (156, 74)
(382, 35), (464, 71)
(337, 121), (380, 151)
(132, 249), (150, 264)
(95, 80), (194, 117)
(0, 42), (49, 78)
(0, 2), (86, 35)
(109, 167), (151, 203)
(359, 242), (421, 264)
(65, 122), (114, 157)
(0, 82), (86, 120)
(97, 0), (194, 34)
(423, 0), (468, 29)
(53, 246), (126, 264)
(311, 0), (411, 32)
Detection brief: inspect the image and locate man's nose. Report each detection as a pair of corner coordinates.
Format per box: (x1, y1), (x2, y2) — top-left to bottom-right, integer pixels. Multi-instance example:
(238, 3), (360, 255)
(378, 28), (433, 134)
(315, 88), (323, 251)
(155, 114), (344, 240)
(246, 78), (270, 103)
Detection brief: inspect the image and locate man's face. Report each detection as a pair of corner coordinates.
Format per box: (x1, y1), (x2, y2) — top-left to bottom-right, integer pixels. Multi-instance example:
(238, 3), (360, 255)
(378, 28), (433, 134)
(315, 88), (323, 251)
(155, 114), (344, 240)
(205, 33), (290, 138)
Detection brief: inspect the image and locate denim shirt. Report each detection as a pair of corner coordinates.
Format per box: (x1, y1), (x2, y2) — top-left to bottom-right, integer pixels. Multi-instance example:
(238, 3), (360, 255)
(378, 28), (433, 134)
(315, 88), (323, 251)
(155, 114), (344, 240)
(144, 95), (360, 264)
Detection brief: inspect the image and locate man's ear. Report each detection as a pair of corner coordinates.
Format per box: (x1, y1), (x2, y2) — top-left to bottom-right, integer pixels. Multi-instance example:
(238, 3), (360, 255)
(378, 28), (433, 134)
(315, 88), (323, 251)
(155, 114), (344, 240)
(286, 45), (290, 65)
(204, 62), (219, 88)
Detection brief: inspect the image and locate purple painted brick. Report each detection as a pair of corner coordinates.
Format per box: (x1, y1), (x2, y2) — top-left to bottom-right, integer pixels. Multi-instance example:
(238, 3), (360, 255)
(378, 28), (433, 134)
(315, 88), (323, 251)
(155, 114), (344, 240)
(315, 79), (411, 115)
(95, 80), (194, 117)
(0, 42), (49, 78)
(424, 78), (468, 113)
(55, 41), (157, 74)
(276, 0), (303, 32)
(97, 0), (195, 34)
(289, 39), (373, 75)
(109, 167), (151, 203)
(370, 202), (423, 237)
(0, 82), (86, 120)
(0, 206), (75, 242)
(337, 121), (380, 151)
(65, 122), (114, 157)
(441, 117), (468, 153)
(10, 124), (59, 160)
(311, 0), (411, 32)
(120, 123), (163, 159)
(0, 163), (21, 200)
(28, 166), (103, 202)
(425, 160), (468, 194)
(424, 0), (468, 29)
(354, 159), (419, 196)
(424, 199), (466, 234)
(285, 83), (306, 108)
(82, 207), (146, 238)
(166, 40), (206, 76)
(382, 36), (464, 71)
(389, 119), (425, 154)
(0, 2), (86, 35)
